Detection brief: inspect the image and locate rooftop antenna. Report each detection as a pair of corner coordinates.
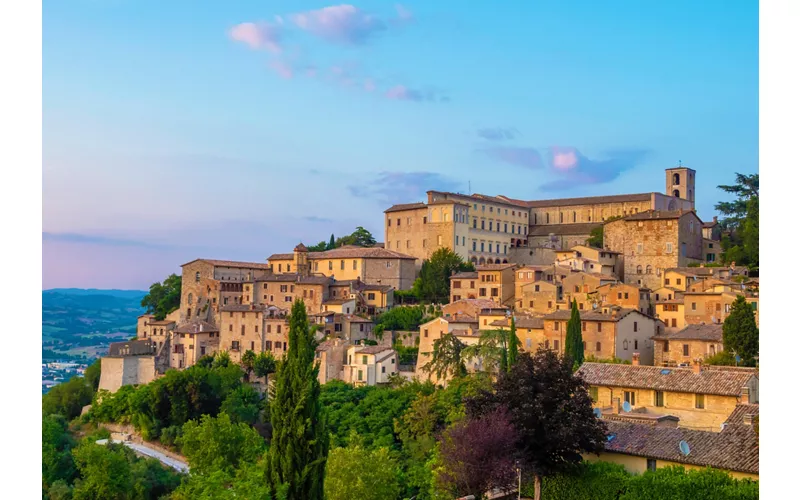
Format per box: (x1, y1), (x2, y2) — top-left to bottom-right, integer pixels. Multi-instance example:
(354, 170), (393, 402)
(468, 180), (471, 194)
(678, 160), (682, 167)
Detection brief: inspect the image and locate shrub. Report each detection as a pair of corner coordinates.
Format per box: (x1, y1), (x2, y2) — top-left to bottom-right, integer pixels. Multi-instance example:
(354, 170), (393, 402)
(520, 461), (629, 500)
(621, 466), (759, 500)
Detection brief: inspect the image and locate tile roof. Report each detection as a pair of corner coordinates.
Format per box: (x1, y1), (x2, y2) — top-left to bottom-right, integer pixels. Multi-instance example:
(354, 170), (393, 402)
(357, 283), (394, 293)
(181, 259), (272, 270)
(428, 190), (529, 208)
(450, 271), (479, 279)
(294, 243), (308, 252)
(490, 317), (544, 329)
(524, 192), (653, 208)
(354, 345), (395, 355)
(576, 363), (755, 397)
(543, 308), (640, 323)
(108, 339), (155, 357)
(148, 320), (175, 326)
(220, 304), (267, 312)
(604, 421), (758, 474)
(528, 222), (602, 237)
(323, 298), (354, 305)
(340, 314), (373, 323)
(307, 246), (416, 260)
(174, 319), (219, 334)
(623, 210), (697, 221)
(724, 404), (759, 427)
(444, 298), (504, 312)
(652, 323), (722, 342)
(267, 253), (294, 261)
(477, 263), (516, 271)
(384, 202), (427, 213)
(255, 274), (332, 284)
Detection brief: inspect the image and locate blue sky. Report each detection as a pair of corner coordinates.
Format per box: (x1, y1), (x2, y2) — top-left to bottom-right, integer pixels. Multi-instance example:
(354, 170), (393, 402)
(43, 0), (758, 289)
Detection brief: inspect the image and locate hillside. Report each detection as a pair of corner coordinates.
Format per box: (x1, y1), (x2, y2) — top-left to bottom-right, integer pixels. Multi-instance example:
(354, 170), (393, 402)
(42, 288), (147, 361)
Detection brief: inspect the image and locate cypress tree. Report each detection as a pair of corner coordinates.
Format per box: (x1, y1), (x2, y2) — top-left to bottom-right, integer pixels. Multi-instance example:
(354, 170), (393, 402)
(723, 295), (759, 366)
(266, 299), (329, 500)
(565, 300), (584, 369)
(327, 234), (335, 250)
(507, 315), (519, 370)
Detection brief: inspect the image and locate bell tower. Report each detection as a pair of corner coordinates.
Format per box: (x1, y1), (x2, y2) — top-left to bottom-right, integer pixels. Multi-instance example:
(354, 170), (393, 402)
(665, 162), (696, 206)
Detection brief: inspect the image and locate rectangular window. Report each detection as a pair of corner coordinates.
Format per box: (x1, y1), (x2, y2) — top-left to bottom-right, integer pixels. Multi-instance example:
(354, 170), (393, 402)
(526, 339), (532, 349)
(340, 260), (345, 270)
(691, 302), (696, 311)
(633, 321), (638, 332)
(353, 260), (358, 269)
(624, 391), (636, 406)
(362, 355), (368, 364)
(597, 323), (602, 332)
(671, 318), (677, 328)
(589, 387), (598, 402)
(666, 242), (673, 253)
(695, 394), (705, 409)
(654, 391), (664, 407)
(358, 370), (363, 381)
(554, 340), (560, 351)
(664, 340), (669, 352)
(683, 344), (690, 356)
(596, 342), (601, 351)
(424, 329), (429, 338)
(647, 459), (657, 472)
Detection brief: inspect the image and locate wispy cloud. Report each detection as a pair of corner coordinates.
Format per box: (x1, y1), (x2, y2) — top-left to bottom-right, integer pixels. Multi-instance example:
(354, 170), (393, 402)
(482, 147), (544, 169)
(229, 21), (283, 53)
(477, 127), (519, 141)
(349, 172), (462, 205)
(539, 147), (651, 191)
(385, 85), (449, 103)
(291, 5), (387, 45)
(42, 232), (171, 249)
(269, 59), (294, 79)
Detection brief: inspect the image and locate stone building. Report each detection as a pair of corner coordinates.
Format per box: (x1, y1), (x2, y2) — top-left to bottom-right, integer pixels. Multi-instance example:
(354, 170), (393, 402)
(654, 299), (686, 332)
(542, 307), (660, 365)
(604, 210), (704, 290)
(269, 245), (417, 290)
(243, 274), (332, 315)
(595, 283), (652, 315)
(560, 272), (619, 310)
(554, 245), (623, 276)
(515, 279), (561, 315)
(343, 345), (398, 386)
(98, 339), (159, 393)
(218, 304), (269, 363)
(577, 361), (758, 433)
(316, 338), (347, 385)
(170, 319), (219, 369)
(652, 323), (724, 366)
(449, 271), (479, 302)
(475, 263), (516, 306)
(489, 316), (545, 353)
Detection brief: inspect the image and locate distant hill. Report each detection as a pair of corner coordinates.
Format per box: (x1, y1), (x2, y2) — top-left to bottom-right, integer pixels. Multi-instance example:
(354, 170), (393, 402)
(43, 288), (147, 299)
(42, 288), (148, 361)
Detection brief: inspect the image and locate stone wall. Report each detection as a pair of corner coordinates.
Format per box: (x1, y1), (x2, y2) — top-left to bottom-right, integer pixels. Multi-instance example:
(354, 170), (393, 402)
(507, 246), (557, 266)
(98, 356), (155, 393)
(363, 258), (416, 290)
(530, 200), (653, 227)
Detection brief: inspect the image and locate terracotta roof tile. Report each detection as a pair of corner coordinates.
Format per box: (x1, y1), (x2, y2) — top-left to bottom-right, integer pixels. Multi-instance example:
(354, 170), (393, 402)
(477, 263), (516, 271)
(307, 246), (416, 260)
(267, 253), (294, 261)
(576, 363), (755, 397)
(108, 339), (155, 357)
(603, 421), (758, 474)
(724, 404), (759, 426)
(525, 193), (653, 208)
(174, 319), (219, 334)
(354, 345), (395, 355)
(624, 210), (698, 221)
(384, 202), (427, 213)
(652, 323), (722, 342)
(181, 259), (272, 270)
(451, 271), (479, 279)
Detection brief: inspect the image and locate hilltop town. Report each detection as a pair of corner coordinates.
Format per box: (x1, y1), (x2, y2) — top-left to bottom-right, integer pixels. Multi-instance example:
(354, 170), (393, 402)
(97, 165), (759, 483)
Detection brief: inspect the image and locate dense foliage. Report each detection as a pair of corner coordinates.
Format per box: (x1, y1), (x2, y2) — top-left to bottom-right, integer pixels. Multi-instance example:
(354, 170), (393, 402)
(587, 215), (622, 248)
(141, 274), (182, 320)
(43, 375), (94, 420)
(412, 248), (475, 304)
(306, 227), (377, 251)
(375, 305), (433, 331)
(716, 173), (759, 270)
(565, 300), (584, 368)
(325, 438), (402, 500)
(178, 413), (266, 476)
(422, 333), (468, 381)
(266, 300), (329, 500)
(465, 349), (607, 500)
(722, 295), (759, 366)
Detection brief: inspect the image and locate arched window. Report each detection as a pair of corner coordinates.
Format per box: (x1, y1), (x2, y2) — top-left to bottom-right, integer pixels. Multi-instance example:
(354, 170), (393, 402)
(188, 293), (193, 305)
(636, 265), (643, 275)
(646, 265), (652, 274)
(479, 257), (486, 265)
(673, 190), (680, 198)
(673, 173), (680, 185)
(471, 256), (478, 264)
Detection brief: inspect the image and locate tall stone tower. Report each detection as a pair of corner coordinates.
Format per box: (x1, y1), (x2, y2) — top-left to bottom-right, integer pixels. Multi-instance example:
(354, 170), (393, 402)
(665, 164), (696, 204)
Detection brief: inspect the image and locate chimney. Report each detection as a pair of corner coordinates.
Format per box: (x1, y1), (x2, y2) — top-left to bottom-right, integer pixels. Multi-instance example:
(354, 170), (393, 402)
(632, 352), (640, 366)
(612, 397), (621, 414)
(743, 414), (754, 427)
(692, 358), (702, 374)
(741, 386), (751, 405)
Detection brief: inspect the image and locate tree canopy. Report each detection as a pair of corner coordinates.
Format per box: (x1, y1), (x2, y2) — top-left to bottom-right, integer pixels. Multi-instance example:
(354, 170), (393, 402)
(306, 227), (378, 252)
(723, 295), (759, 366)
(564, 300), (584, 369)
(141, 274), (182, 320)
(266, 299), (329, 500)
(413, 248), (475, 303)
(715, 173), (759, 270)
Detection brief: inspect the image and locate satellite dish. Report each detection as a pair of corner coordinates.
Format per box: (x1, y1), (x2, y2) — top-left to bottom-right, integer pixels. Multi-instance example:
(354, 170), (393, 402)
(735, 355), (742, 363)
(622, 401), (632, 413)
(593, 408), (602, 418)
(679, 440), (691, 456)
(607, 433), (616, 442)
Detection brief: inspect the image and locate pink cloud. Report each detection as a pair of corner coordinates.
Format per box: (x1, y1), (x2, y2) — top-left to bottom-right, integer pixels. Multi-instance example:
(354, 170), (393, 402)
(291, 5), (387, 45)
(385, 84), (448, 103)
(364, 79), (376, 92)
(551, 147), (579, 170)
(229, 22), (283, 53)
(269, 60), (294, 79)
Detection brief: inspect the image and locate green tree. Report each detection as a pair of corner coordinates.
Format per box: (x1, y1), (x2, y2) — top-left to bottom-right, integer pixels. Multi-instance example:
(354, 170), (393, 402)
(43, 414), (77, 488)
(347, 226), (377, 247)
(84, 359), (102, 392)
(587, 226), (603, 248)
(266, 299), (329, 500)
(414, 248), (475, 303)
(324, 442), (401, 500)
(254, 351), (277, 379)
(178, 413), (266, 476)
(241, 350), (256, 380)
(715, 173), (759, 269)
(742, 196), (759, 268)
(327, 234), (336, 250)
(715, 173), (759, 231)
(220, 385), (262, 425)
(723, 295), (759, 365)
(461, 329), (508, 374)
(171, 459), (272, 500)
(305, 241), (328, 252)
(71, 441), (133, 500)
(422, 333), (467, 382)
(141, 274), (182, 321)
(507, 316), (520, 370)
(43, 376), (93, 419)
(564, 300), (584, 369)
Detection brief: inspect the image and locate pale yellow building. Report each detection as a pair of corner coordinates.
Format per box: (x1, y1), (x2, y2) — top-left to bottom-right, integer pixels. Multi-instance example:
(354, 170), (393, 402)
(170, 319), (220, 369)
(343, 345), (398, 386)
(577, 361), (758, 432)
